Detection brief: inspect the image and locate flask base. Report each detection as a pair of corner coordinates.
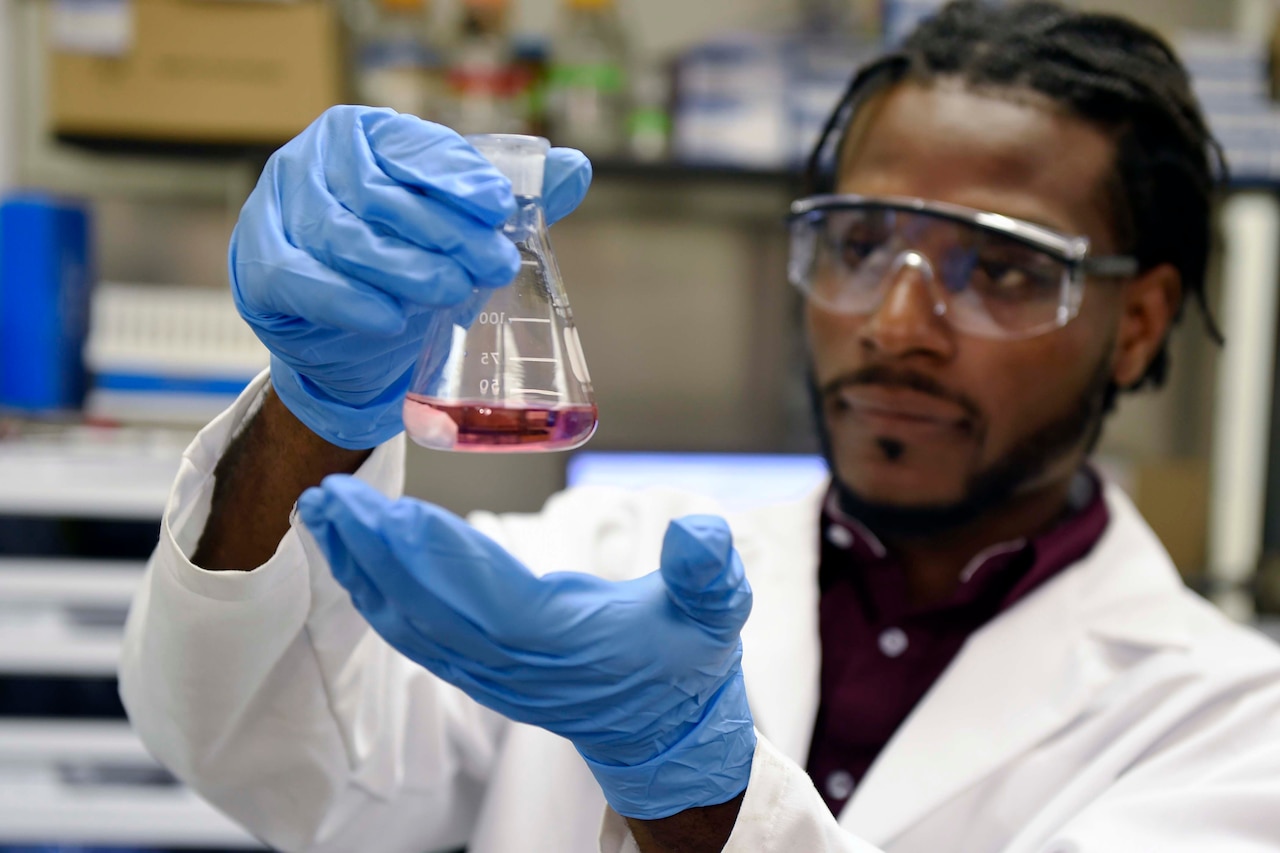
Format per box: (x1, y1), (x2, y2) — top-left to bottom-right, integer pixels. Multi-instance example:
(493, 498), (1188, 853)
(404, 394), (598, 452)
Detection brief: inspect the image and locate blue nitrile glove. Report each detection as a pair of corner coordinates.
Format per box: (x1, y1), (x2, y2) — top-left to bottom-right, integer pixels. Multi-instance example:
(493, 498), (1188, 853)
(230, 106), (592, 449)
(297, 475), (757, 820)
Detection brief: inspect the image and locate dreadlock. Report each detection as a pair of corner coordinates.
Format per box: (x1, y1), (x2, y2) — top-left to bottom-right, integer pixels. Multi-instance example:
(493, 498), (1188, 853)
(806, 0), (1224, 390)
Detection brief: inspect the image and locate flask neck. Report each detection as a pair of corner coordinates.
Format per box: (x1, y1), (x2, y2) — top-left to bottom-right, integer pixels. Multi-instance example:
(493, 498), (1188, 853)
(506, 195), (546, 244)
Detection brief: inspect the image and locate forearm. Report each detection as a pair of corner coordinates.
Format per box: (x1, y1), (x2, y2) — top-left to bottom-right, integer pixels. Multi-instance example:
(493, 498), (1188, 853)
(193, 384), (372, 571)
(625, 794), (745, 853)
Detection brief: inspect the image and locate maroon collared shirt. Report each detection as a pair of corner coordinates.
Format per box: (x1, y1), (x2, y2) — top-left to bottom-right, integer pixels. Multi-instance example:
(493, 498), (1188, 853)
(804, 472), (1110, 814)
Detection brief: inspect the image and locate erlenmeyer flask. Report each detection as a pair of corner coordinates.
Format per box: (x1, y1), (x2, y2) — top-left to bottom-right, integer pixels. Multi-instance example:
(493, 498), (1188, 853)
(403, 133), (598, 452)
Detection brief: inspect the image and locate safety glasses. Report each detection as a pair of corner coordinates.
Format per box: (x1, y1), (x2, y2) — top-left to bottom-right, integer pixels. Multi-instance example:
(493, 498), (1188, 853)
(788, 195), (1139, 340)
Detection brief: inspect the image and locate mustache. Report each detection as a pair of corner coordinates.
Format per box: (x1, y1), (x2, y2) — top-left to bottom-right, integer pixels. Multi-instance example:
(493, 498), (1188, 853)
(819, 364), (983, 423)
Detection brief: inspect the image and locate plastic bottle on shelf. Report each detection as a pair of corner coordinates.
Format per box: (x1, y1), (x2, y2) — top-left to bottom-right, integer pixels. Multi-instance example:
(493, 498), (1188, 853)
(512, 36), (551, 137)
(444, 0), (525, 135)
(545, 0), (630, 158)
(627, 62), (670, 162)
(351, 0), (443, 119)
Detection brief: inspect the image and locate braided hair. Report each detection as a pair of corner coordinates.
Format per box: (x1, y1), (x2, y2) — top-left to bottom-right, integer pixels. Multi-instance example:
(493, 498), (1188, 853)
(806, 0), (1224, 389)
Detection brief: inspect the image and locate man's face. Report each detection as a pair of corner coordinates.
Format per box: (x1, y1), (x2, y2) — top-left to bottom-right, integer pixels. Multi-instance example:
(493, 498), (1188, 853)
(808, 80), (1133, 519)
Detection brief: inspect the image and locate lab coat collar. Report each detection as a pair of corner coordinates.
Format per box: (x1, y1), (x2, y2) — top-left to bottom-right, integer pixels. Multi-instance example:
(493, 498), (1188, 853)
(737, 479), (1193, 846)
(838, 481), (1192, 846)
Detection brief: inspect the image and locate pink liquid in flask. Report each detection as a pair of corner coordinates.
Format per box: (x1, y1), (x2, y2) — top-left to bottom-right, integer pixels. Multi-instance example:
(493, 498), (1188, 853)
(404, 394), (598, 452)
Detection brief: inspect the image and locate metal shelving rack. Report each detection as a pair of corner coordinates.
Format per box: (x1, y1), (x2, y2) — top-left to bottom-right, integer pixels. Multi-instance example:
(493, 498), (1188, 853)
(0, 432), (264, 850)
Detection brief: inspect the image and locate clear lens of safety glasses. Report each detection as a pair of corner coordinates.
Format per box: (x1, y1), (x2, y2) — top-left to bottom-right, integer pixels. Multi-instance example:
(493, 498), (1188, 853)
(787, 195), (1139, 340)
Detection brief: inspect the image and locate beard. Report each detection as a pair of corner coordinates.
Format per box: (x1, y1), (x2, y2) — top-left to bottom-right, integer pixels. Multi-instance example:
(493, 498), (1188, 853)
(809, 353), (1117, 540)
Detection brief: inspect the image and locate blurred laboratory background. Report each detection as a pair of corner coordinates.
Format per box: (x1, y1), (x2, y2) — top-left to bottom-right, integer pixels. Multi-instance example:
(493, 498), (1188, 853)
(2, 0), (1280, 849)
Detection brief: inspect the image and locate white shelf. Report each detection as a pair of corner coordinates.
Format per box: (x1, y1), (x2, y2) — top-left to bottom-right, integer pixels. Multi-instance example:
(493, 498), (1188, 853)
(0, 778), (263, 847)
(0, 558), (144, 606)
(0, 558), (142, 676)
(0, 720), (263, 847)
(0, 607), (123, 676)
(0, 432), (186, 520)
(0, 719), (153, 765)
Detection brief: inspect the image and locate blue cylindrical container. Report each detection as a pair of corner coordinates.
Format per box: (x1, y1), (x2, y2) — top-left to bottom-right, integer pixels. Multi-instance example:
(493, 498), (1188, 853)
(0, 193), (93, 412)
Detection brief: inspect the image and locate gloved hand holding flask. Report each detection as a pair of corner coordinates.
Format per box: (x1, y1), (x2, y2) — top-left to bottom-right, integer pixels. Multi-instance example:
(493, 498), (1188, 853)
(229, 106), (592, 450)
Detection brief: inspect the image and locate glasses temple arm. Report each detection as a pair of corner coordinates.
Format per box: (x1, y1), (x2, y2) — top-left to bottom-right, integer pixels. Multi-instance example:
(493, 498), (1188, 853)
(1080, 255), (1140, 278)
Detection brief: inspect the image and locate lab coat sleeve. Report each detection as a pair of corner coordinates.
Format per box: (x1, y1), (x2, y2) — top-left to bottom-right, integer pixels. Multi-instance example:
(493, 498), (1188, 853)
(119, 372), (508, 853)
(598, 733), (884, 853)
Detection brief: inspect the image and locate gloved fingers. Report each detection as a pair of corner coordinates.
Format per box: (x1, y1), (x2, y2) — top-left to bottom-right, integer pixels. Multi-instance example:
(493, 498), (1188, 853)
(336, 556), (393, 622)
(659, 516), (753, 638)
(388, 642), (540, 723)
(378, 499), (550, 642)
(267, 324), (422, 382)
(299, 477), (500, 667)
(398, 607), (553, 682)
(318, 167), (521, 288)
(345, 567), (462, 666)
(270, 109), (517, 286)
(233, 249), (406, 336)
(293, 200), (487, 308)
(360, 112), (516, 228)
(543, 148), (593, 226)
(302, 489), (501, 672)
(304, 477), (547, 657)
(298, 477), (407, 607)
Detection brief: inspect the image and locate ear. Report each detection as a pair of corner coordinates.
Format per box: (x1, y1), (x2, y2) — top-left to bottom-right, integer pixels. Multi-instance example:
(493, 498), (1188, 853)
(1112, 263), (1182, 388)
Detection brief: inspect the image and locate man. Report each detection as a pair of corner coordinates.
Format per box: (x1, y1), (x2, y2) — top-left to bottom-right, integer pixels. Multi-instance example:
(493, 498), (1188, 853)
(120, 2), (1280, 851)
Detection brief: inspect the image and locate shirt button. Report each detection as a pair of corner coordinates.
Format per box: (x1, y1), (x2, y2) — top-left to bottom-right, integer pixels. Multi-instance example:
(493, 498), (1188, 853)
(878, 627), (909, 658)
(826, 524), (854, 549)
(825, 769), (855, 801)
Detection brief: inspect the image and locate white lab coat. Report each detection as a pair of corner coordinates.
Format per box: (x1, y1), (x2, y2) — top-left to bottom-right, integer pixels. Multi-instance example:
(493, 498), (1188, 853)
(120, 375), (1280, 853)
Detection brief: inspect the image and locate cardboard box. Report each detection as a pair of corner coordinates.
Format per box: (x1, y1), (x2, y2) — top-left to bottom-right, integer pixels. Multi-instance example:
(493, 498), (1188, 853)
(1132, 458), (1210, 579)
(1100, 456), (1210, 579)
(51, 0), (345, 146)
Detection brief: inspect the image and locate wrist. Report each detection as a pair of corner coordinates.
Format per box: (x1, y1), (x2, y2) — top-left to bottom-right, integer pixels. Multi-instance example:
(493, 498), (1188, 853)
(192, 385), (372, 571)
(578, 675), (755, 820)
(625, 791), (745, 853)
(269, 356), (407, 450)
(258, 386), (375, 467)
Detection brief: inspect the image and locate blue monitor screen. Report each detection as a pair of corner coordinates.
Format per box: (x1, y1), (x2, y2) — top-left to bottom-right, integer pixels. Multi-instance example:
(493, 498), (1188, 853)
(565, 452), (829, 512)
